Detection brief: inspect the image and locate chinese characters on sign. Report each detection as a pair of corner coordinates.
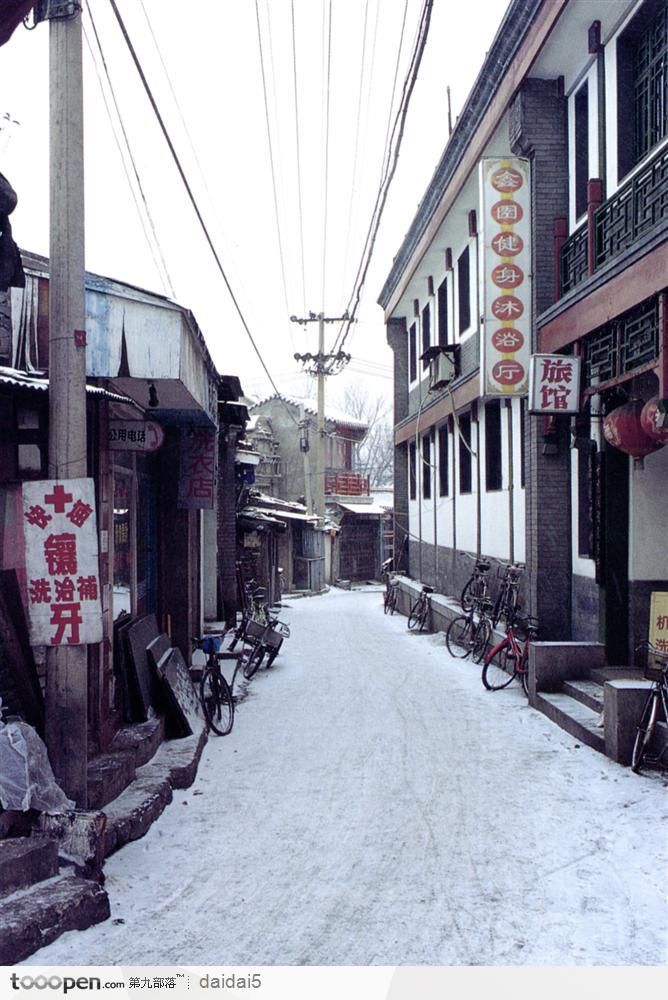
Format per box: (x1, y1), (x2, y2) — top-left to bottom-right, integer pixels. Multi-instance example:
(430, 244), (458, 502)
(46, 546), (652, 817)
(108, 420), (165, 453)
(528, 354), (582, 414)
(22, 479), (103, 646)
(480, 158), (531, 397)
(177, 427), (217, 510)
(649, 592), (668, 652)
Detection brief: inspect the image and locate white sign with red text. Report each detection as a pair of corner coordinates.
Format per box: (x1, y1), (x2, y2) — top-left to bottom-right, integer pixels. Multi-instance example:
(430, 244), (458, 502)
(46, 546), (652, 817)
(528, 354), (581, 414)
(480, 157), (532, 397)
(108, 420), (164, 452)
(22, 478), (103, 646)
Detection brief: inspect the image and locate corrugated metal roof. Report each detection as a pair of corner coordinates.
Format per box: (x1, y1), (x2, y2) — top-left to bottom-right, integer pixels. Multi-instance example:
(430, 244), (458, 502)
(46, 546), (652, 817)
(0, 366), (139, 406)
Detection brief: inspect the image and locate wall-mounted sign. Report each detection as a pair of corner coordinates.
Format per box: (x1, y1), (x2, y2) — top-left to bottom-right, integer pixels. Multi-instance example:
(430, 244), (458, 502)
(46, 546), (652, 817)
(649, 592), (668, 652)
(108, 420), (164, 452)
(480, 157), (532, 397)
(22, 478), (103, 646)
(528, 354), (581, 413)
(178, 427), (217, 510)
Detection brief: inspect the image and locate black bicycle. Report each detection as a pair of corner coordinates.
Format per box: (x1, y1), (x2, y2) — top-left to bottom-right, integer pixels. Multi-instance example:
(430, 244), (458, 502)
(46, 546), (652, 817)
(491, 562), (523, 627)
(193, 635), (236, 736)
(384, 577), (399, 615)
(446, 598), (494, 663)
(631, 642), (668, 774)
(408, 585), (433, 631)
(460, 559), (491, 612)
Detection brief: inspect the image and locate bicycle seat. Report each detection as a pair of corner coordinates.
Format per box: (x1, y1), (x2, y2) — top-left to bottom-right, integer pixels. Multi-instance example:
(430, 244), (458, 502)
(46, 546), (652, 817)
(422, 585), (434, 594)
(476, 561), (491, 572)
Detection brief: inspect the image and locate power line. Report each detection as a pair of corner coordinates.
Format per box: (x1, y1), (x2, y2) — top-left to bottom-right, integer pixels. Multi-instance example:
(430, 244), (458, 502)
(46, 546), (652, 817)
(333, 0), (434, 355)
(320, 0), (332, 310)
(106, 0), (295, 416)
(290, 0), (307, 313)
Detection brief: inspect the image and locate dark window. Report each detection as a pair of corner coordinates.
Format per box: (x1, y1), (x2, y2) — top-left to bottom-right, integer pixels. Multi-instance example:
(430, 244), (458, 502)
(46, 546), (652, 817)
(618, 0), (668, 177)
(485, 400), (502, 492)
(519, 398), (526, 489)
(438, 425), (449, 496)
(458, 413), (472, 494)
(458, 247), (471, 333)
(422, 433), (432, 499)
(422, 304), (431, 368)
(437, 279), (449, 346)
(576, 414), (595, 558)
(409, 441), (416, 499)
(409, 323), (417, 382)
(574, 82), (589, 219)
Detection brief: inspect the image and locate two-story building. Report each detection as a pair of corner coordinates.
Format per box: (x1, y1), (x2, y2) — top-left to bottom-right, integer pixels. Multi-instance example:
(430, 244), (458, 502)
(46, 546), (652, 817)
(379, 0), (667, 671)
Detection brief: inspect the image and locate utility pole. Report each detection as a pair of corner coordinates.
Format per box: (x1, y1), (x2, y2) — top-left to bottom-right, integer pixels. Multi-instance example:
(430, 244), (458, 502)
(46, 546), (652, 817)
(292, 311), (350, 520)
(298, 404), (313, 515)
(43, 0), (88, 805)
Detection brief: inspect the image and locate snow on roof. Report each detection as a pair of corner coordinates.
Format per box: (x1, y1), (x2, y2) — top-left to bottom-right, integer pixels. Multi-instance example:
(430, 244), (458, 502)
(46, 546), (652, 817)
(251, 393), (368, 431)
(0, 366), (138, 406)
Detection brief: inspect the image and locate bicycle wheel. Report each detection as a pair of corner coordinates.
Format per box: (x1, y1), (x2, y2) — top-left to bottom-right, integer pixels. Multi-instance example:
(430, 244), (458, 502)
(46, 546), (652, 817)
(519, 660), (530, 697)
(472, 618), (492, 664)
(242, 643), (264, 680)
(631, 692), (658, 773)
(265, 639), (282, 668)
(407, 599), (425, 630)
(491, 590), (505, 627)
(388, 589), (398, 615)
(200, 668), (234, 736)
(384, 590), (393, 615)
(482, 642), (517, 690)
(446, 615), (474, 657)
(460, 579), (477, 612)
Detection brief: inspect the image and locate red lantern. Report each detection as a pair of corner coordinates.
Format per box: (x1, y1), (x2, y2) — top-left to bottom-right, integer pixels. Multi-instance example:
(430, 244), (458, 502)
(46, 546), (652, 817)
(603, 400), (663, 458)
(640, 397), (668, 446)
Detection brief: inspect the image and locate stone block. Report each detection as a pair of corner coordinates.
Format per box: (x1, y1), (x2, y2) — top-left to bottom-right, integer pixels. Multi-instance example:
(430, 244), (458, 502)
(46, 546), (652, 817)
(0, 837), (58, 898)
(604, 679), (654, 765)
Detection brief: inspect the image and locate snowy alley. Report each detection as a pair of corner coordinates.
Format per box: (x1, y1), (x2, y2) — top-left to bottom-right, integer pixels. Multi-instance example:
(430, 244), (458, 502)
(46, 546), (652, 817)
(23, 587), (668, 967)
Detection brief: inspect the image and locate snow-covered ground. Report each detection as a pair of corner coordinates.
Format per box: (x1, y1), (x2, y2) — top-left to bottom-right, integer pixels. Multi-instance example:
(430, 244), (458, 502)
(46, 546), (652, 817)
(25, 587), (668, 966)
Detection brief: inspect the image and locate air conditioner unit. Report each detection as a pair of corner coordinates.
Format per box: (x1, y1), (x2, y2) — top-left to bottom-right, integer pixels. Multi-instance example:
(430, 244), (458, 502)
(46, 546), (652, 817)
(421, 345), (458, 390)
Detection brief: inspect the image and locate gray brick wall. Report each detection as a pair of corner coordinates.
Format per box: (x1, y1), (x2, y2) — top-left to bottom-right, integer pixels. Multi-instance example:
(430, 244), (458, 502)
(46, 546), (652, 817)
(510, 77), (572, 639)
(387, 319), (409, 571)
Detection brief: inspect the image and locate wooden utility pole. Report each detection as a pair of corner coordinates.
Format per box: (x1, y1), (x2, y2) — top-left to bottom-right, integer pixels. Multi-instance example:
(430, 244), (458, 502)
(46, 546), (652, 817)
(292, 312), (350, 520)
(46, 1), (89, 806)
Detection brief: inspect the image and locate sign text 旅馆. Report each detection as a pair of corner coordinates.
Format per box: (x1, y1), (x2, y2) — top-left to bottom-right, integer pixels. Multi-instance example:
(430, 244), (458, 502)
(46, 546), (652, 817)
(22, 478), (103, 646)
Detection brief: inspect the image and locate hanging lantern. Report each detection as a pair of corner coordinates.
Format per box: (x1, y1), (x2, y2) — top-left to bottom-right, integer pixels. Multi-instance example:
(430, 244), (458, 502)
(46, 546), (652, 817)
(603, 400), (663, 458)
(640, 397), (668, 446)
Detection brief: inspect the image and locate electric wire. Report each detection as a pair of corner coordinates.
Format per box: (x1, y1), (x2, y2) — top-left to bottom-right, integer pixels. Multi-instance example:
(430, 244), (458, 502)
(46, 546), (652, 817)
(290, 0), (307, 313)
(84, 6), (175, 297)
(255, 0), (296, 352)
(106, 0), (299, 425)
(333, 0), (434, 355)
(320, 0), (333, 310)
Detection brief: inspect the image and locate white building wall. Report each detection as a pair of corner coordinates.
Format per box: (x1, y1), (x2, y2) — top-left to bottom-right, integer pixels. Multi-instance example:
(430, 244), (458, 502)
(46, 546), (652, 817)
(629, 445), (668, 581)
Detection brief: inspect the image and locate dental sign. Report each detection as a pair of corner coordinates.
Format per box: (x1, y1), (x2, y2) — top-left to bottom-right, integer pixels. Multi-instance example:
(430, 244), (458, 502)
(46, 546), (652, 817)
(480, 158), (531, 397)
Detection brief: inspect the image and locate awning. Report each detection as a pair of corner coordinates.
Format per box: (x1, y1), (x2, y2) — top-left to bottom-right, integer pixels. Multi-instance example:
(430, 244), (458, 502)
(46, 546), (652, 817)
(330, 502), (388, 516)
(238, 507), (287, 530)
(0, 366), (139, 406)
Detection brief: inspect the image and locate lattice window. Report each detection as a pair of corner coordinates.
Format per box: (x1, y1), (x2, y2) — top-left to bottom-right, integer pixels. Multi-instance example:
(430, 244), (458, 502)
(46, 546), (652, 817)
(560, 223), (589, 293)
(634, 2), (668, 161)
(619, 298), (659, 373)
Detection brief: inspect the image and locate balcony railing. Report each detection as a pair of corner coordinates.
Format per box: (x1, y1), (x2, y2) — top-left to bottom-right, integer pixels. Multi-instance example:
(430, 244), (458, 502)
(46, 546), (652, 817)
(325, 472), (370, 496)
(558, 144), (668, 296)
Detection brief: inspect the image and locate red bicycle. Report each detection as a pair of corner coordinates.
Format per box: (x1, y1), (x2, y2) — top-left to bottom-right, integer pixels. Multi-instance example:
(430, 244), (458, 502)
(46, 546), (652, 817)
(481, 615), (538, 696)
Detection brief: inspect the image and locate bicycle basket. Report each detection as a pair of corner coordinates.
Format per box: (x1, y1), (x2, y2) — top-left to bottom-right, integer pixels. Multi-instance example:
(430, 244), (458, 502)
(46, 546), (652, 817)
(645, 647), (668, 682)
(246, 619), (267, 641)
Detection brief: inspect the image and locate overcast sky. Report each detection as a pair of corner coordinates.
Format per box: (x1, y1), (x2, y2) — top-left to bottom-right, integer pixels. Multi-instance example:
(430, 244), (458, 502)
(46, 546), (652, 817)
(0, 0), (509, 406)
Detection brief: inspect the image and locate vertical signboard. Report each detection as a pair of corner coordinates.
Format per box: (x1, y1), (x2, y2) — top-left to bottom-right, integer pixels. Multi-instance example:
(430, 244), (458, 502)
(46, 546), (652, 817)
(22, 478), (103, 646)
(178, 427), (217, 510)
(649, 592), (668, 652)
(481, 157), (532, 397)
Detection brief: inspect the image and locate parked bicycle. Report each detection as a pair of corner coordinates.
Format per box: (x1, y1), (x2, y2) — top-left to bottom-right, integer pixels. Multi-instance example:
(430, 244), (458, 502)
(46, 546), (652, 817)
(240, 614), (290, 679)
(408, 585), (433, 631)
(491, 562), (523, 627)
(193, 634), (237, 736)
(446, 597), (494, 663)
(481, 614), (539, 696)
(384, 577), (400, 615)
(460, 559), (491, 612)
(631, 641), (668, 774)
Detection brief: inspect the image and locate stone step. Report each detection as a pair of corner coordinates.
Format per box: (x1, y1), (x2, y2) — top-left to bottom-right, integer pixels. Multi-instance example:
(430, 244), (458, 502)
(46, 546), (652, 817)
(0, 838), (58, 899)
(0, 870), (109, 964)
(590, 666), (644, 684)
(562, 678), (604, 713)
(87, 751), (136, 810)
(109, 717), (164, 768)
(535, 691), (606, 755)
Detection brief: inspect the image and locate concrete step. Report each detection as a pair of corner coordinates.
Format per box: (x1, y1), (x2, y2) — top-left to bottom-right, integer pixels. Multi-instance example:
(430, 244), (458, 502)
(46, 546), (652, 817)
(590, 666), (644, 684)
(562, 678), (604, 713)
(0, 871), (109, 964)
(0, 838), (58, 899)
(535, 691), (606, 754)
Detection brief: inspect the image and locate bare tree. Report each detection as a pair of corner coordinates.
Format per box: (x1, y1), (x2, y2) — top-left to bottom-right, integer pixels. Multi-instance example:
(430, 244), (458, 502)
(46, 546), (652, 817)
(337, 382), (394, 487)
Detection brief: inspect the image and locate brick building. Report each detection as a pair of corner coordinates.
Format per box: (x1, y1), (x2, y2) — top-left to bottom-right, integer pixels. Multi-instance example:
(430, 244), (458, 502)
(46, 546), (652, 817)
(379, 0), (668, 671)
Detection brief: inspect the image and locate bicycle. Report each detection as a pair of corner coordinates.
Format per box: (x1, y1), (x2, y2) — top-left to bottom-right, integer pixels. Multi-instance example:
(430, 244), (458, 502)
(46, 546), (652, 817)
(491, 562), (523, 627)
(408, 585), (433, 631)
(193, 634), (237, 736)
(460, 559), (491, 612)
(481, 614), (539, 696)
(384, 577), (399, 615)
(631, 641), (668, 774)
(241, 615), (290, 679)
(446, 597), (494, 663)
